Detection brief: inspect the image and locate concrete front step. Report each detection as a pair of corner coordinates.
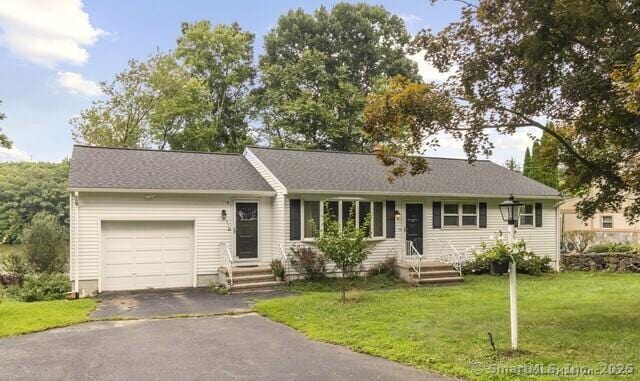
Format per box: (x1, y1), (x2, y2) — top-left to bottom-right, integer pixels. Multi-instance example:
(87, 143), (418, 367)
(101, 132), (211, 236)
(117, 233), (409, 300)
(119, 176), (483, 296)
(219, 265), (272, 277)
(231, 273), (277, 284)
(414, 276), (464, 285)
(229, 280), (284, 292)
(411, 270), (460, 279)
(397, 261), (453, 272)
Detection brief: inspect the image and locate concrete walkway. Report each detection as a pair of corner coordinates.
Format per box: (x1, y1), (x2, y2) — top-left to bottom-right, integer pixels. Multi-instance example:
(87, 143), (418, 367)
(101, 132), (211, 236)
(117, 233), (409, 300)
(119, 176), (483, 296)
(0, 314), (454, 381)
(92, 288), (288, 318)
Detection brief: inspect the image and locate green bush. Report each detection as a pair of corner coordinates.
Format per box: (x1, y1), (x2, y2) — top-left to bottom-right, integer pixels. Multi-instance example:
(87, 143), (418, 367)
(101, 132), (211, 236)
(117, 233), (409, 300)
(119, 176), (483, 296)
(463, 239), (553, 276)
(368, 257), (397, 277)
(0, 249), (30, 285)
(587, 242), (636, 253)
(21, 212), (68, 273)
(289, 245), (326, 280)
(11, 273), (70, 302)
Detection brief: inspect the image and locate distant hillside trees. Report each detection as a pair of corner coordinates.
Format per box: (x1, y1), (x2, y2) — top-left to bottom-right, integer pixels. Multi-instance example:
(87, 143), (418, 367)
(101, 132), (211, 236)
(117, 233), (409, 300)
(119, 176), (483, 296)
(0, 162), (69, 243)
(0, 100), (11, 148)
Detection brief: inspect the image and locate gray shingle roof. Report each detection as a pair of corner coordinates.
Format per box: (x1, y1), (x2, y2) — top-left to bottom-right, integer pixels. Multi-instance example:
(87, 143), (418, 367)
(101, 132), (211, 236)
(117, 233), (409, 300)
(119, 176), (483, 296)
(69, 145), (274, 192)
(248, 147), (560, 197)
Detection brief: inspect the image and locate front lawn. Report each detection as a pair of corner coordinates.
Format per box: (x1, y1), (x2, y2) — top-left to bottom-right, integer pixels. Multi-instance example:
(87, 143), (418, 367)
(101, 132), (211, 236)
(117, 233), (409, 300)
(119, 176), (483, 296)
(0, 299), (96, 337)
(257, 273), (640, 380)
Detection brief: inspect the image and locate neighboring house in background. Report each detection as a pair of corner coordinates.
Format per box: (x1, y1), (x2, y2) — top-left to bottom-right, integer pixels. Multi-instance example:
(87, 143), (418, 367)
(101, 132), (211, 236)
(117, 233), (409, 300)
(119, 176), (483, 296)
(68, 145), (562, 296)
(560, 192), (640, 244)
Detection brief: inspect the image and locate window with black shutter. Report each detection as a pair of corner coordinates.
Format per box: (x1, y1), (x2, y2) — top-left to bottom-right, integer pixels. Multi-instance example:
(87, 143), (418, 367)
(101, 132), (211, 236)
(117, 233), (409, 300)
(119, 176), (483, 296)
(432, 202), (442, 229)
(289, 199), (301, 240)
(386, 201), (395, 238)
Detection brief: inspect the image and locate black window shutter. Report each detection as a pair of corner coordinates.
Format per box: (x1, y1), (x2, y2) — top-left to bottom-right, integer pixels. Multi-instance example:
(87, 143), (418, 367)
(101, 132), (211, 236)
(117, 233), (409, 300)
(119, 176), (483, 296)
(479, 202), (487, 228)
(386, 201), (396, 238)
(289, 199), (301, 240)
(433, 202), (442, 229)
(535, 202), (543, 227)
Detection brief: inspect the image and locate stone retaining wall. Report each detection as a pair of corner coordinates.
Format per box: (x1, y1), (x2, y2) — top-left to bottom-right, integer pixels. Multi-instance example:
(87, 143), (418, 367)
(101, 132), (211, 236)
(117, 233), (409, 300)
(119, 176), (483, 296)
(562, 252), (640, 273)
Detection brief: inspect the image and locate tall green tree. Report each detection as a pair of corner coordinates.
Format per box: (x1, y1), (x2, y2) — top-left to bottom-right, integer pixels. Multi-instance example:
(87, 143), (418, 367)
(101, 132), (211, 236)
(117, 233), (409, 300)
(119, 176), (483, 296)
(526, 126), (560, 189)
(257, 3), (419, 151)
(171, 21), (256, 152)
(0, 100), (11, 149)
(522, 147), (531, 177)
(363, 1), (640, 221)
(73, 21), (255, 153)
(0, 162), (69, 243)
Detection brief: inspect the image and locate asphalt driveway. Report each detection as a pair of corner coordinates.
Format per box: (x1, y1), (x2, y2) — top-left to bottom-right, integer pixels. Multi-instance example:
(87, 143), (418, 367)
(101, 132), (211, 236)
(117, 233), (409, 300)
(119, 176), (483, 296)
(0, 314), (453, 380)
(92, 288), (288, 318)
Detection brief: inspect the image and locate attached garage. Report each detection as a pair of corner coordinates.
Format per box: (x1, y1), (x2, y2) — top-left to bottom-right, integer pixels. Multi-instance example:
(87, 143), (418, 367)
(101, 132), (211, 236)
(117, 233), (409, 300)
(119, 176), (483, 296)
(101, 221), (194, 291)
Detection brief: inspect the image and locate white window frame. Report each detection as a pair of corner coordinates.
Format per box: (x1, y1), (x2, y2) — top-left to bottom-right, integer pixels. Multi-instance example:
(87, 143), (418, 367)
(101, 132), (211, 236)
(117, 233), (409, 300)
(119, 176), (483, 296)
(442, 202), (479, 228)
(601, 215), (613, 229)
(301, 199), (323, 241)
(519, 203), (535, 227)
(299, 198), (385, 241)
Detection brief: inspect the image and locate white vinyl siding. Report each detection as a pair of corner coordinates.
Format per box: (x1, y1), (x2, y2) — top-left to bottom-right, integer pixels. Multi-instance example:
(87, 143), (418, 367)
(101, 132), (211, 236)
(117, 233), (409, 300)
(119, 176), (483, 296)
(71, 192), (273, 283)
(244, 148), (287, 263)
(282, 195), (559, 272)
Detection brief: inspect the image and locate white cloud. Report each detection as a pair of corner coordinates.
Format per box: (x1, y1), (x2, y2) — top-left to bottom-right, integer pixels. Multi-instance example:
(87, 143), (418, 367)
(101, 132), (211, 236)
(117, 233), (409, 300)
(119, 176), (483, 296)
(0, 146), (31, 162)
(56, 71), (101, 96)
(399, 14), (423, 24)
(0, 0), (104, 67)
(408, 50), (457, 83)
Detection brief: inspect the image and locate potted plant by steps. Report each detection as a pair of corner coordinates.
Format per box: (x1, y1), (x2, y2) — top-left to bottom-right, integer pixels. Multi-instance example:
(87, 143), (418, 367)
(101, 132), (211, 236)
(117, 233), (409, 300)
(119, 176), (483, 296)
(271, 258), (285, 281)
(485, 240), (512, 275)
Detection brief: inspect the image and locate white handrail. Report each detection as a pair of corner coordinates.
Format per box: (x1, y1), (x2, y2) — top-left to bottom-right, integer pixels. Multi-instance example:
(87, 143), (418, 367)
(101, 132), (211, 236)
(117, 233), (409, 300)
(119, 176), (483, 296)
(279, 243), (288, 281)
(437, 240), (470, 276)
(220, 242), (234, 286)
(406, 240), (423, 280)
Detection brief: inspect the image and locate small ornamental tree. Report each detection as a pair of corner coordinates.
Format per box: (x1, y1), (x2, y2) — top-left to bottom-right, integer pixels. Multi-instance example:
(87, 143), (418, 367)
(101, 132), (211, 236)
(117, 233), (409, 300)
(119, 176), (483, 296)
(314, 203), (372, 303)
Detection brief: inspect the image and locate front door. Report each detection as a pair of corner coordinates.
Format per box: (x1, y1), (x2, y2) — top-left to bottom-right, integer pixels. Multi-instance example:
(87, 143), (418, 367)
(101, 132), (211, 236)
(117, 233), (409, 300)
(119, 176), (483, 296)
(405, 203), (423, 255)
(235, 202), (258, 259)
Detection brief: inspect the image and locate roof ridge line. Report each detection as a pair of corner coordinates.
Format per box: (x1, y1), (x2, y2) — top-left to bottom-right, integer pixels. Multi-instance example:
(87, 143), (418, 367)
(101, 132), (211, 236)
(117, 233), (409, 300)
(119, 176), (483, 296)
(247, 146), (492, 162)
(73, 144), (243, 156)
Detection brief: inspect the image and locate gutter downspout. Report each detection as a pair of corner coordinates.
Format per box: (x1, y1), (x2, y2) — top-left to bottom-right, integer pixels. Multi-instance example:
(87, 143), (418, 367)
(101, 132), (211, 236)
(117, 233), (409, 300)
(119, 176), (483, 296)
(74, 192), (80, 295)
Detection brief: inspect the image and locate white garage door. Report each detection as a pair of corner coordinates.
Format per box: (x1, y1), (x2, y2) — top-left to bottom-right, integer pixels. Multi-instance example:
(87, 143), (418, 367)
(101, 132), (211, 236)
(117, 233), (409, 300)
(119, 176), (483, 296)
(101, 221), (194, 291)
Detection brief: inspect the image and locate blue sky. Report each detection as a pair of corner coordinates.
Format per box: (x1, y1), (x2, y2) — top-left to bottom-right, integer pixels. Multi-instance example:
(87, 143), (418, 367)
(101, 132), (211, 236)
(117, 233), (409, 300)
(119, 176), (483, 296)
(0, 0), (537, 165)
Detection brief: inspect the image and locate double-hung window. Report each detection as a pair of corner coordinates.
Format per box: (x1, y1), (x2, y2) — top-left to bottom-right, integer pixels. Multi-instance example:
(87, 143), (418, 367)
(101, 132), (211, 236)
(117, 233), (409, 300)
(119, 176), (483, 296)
(519, 204), (534, 226)
(300, 199), (384, 239)
(303, 201), (321, 238)
(602, 215), (613, 229)
(442, 202), (478, 227)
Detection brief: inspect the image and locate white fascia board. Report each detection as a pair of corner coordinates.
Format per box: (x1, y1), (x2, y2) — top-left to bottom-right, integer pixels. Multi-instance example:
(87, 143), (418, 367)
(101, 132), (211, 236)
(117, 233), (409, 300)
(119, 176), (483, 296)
(287, 189), (562, 200)
(67, 188), (276, 197)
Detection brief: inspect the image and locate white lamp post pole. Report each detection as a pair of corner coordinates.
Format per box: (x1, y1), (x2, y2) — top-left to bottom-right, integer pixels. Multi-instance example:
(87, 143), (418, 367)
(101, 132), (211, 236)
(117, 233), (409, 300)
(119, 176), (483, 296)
(507, 223), (518, 350)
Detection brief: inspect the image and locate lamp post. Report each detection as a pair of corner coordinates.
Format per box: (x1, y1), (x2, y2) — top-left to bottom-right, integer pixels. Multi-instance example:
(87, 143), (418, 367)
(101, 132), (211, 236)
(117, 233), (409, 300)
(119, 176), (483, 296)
(499, 195), (523, 350)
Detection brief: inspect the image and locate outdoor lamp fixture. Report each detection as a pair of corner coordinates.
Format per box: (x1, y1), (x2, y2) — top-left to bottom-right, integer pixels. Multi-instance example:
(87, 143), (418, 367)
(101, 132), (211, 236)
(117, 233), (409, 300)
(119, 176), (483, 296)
(499, 194), (523, 351)
(221, 209), (227, 221)
(394, 210), (401, 220)
(499, 195), (523, 225)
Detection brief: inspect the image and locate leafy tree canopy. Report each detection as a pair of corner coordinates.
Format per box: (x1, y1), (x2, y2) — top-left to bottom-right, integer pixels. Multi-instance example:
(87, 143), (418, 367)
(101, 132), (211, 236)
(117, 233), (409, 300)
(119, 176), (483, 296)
(0, 162), (69, 244)
(73, 21), (255, 152)
(0, 100), (11, 149)
(364, 0), (640, 221)
(257, 3), (420, 151)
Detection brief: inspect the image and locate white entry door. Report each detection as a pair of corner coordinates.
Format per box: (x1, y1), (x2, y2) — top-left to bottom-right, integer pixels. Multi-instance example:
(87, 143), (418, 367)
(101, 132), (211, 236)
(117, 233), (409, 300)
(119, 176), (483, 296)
(101, 221), (194, 291)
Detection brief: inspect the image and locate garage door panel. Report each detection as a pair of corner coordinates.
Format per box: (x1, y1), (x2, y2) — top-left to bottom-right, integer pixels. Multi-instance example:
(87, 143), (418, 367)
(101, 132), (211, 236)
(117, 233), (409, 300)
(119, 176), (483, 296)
(102, 221), (193, 291)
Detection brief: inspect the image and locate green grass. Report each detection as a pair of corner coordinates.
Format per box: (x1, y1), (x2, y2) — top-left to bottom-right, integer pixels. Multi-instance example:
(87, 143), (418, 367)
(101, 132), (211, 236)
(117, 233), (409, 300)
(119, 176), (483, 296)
(0, 298), (96, 337)
(257, 273), (640, 380)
